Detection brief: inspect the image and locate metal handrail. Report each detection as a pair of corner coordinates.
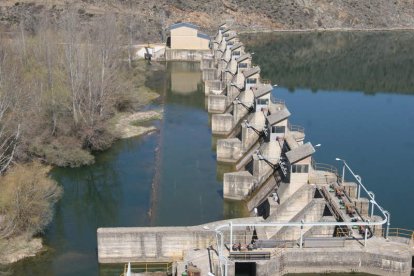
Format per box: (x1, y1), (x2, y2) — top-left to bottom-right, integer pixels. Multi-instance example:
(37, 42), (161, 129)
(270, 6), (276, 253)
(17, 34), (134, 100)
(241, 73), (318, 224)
(311, 160), (339, 175)
(270, 95), (285, 106)
(385, 228), (414, 241)
(123, 262), (173, 275)
(287, 122), (305, 133)
(260, 78), (271, 84)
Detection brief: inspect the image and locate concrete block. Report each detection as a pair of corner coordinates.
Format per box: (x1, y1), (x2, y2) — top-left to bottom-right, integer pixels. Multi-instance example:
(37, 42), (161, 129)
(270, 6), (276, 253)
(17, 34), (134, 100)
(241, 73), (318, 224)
(212, 114), (233, 135)
(223, 171), (254, 200)
(204, 80), (222, 95)
(217, 138), (241, 162)
(342, 182), (358, 199)
(354, 197), (370, 216)
(202, 68), (217, 81)
(208, 94), (227, 113)
(371, 215), (384, 237)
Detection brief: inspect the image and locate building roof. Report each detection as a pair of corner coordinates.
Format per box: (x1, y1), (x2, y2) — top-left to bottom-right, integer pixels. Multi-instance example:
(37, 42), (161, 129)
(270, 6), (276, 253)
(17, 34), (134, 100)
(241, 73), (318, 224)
(285, 134), (298, 150)
(253, 84), (273, 98)
(231, 42), (243, 51)
(197, 32), (210, 40)
(226, 34), (237, 41)
(169, 22), (199, 31)
(243, 67), (260, 78)
(286, 142), (315, 164)
(237, 53), (251, 63)
(266, 108), (291, 125)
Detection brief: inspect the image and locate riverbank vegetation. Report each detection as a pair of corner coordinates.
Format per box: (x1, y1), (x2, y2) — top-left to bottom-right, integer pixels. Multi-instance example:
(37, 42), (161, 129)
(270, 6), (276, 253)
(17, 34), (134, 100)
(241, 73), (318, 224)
(0, 10), (158, 170)
(0, 163), (62, 264)
(0, 9), (161, 262)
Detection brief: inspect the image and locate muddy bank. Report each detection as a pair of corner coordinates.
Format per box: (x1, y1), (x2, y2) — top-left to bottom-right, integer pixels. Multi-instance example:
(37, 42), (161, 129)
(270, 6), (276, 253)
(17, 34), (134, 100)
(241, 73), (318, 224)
(0, 236), (43, 265)
(113, 110), (163, 139)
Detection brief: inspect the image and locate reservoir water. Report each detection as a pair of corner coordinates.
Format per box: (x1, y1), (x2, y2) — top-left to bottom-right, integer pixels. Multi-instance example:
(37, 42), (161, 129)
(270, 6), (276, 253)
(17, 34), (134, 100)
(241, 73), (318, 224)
(8, 31), (414, 275)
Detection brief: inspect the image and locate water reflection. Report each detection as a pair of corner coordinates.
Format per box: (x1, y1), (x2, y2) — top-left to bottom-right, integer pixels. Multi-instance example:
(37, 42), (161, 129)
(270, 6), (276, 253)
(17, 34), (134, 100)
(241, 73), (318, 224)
(152, 62), (248, 226)
(242, 31), (414, 94)
(10, 136), (157, 275)
(170, 62), (202, 94)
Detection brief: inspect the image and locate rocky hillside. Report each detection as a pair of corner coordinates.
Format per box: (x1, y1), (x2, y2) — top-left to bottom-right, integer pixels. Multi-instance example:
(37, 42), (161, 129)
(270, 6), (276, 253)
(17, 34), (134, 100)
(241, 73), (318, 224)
(1, 0), (414, 41)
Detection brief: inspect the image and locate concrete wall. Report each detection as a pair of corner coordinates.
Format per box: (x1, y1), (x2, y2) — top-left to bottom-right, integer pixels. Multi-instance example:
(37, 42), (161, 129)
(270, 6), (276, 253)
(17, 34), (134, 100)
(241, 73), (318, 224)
(212, 114), (233, 134)
(281, 246), (412, 276)
(170, 27), (209, 50)
(165, 49), (210, 61)
(97, 226), (215, 263)
(248, 245), (412, 276)
(354, 197), (370, 216)
(223, 171), (254, 200)
(202, 68), (217, 81)
(97, 217), (263, 264)
(342, 181), (358, 199)
(208, 94), (227, 113)
(204, 80), (223, 95)
(217, 138), (241, 162)
(200, 58), (215, 70)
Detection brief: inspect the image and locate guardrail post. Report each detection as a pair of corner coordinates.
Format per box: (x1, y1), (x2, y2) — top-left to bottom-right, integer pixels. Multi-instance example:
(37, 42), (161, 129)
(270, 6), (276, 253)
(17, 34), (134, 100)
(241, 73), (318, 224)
(300, 220), (304, 248)
(384, 211), (391, 239)
(364, 227), (368, 247)
(229, 222), (233, 252)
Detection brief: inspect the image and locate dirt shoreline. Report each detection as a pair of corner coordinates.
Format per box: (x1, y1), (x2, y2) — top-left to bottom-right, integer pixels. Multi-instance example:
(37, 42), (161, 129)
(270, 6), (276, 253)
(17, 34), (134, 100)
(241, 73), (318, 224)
(0, 237), (44, 265)
(112, 110), (163, 139)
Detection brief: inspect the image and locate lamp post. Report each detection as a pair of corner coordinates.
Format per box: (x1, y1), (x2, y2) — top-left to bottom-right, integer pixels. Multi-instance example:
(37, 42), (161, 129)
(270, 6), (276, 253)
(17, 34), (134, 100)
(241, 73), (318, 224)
(335, 158), (362, 198)
(335, 158), (346, 184)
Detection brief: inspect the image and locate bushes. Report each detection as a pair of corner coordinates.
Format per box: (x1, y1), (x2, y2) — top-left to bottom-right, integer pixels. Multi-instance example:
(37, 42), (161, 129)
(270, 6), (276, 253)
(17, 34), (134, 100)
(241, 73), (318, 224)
(0, 162), (62, 238)
(30, 137), (95, 168)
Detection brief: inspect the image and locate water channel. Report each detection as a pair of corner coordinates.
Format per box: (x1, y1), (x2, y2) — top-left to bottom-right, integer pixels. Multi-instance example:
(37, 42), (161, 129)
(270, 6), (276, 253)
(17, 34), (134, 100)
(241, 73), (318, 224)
(8, 31), (414, 275)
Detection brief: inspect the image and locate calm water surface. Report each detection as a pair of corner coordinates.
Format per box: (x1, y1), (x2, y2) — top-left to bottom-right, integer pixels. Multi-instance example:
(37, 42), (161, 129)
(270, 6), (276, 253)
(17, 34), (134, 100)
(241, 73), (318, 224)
(242, 31), (414, 230)
(9, 31), (414, 275)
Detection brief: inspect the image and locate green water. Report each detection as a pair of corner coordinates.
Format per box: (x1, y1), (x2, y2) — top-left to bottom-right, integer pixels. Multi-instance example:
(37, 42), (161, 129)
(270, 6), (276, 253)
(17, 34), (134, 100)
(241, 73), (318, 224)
(7, 31), (414, 275)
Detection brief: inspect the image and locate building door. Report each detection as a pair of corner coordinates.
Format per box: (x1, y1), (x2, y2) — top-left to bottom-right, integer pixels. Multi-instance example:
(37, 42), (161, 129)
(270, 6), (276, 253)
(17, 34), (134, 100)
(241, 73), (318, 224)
(235, 262), (256, 276)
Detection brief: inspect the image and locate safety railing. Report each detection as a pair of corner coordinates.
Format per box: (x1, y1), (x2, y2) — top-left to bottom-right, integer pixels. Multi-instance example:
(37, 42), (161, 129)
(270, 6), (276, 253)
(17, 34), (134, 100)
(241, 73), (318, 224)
(287, 122), (304, 134)
(385, 228), (414, 243)
(270, 95), (285, 107)
(123, 262), (173, 275)
(260, 78), (272, 84)
(311, 160), (339, 175)
(308, 161), (339, 185)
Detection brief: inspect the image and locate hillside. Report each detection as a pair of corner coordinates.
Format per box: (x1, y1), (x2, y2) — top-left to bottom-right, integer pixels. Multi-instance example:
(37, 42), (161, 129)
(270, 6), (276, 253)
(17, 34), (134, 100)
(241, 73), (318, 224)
(1, 0), (414, 42)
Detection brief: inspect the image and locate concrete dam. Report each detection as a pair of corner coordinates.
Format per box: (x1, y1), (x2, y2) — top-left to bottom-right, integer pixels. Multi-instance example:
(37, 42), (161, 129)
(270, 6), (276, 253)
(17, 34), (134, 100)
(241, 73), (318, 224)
(97, 23), (414, 276)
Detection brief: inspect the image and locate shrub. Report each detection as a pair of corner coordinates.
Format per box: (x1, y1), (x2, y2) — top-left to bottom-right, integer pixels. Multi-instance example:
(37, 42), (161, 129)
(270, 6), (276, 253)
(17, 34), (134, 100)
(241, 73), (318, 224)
(0, 162), (63, 238)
